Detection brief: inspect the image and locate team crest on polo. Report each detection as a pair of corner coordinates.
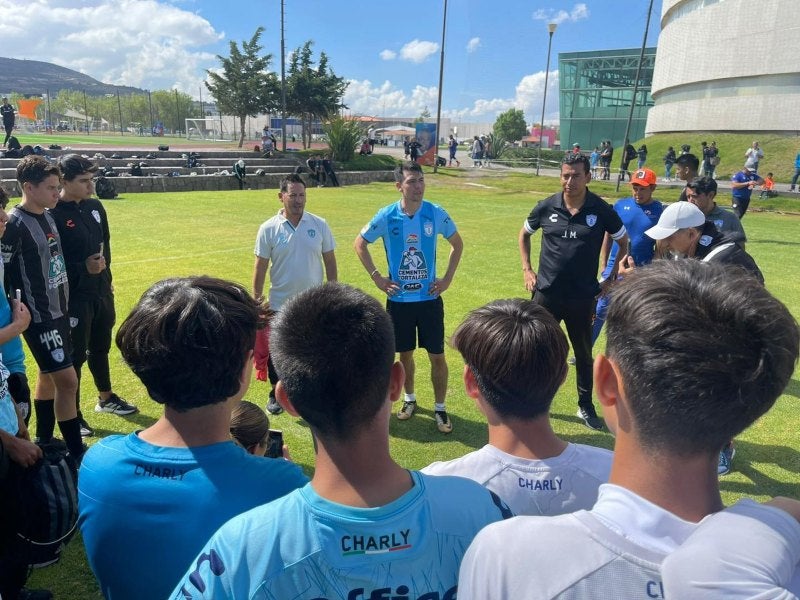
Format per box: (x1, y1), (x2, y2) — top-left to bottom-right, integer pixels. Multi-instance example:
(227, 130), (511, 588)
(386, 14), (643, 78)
(586, 214), (597, 227)
(423, 221), (434, 237)
(307, 229), (316, 238)
(51, 348), (65, 363)
(714, 220), (723, 229)
(92, 210), (101, 224)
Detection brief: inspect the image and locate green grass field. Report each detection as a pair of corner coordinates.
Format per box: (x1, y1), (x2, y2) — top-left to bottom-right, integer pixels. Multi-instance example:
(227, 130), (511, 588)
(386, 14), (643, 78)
(26, 168), (800, 597)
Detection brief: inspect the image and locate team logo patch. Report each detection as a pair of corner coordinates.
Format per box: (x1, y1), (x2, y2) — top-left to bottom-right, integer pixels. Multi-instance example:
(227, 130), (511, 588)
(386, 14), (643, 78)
(714, 220), (723, 229)
(51, 349), (65, 363)
(699, 235), (713, 247)
(586, 214), (597, 227)
(423, 221), (433, 237)
(406, 234), (418, 244)
(70, 317), (79, 328)
(307, 229), (316, 238)
(92, 210), (101, 224)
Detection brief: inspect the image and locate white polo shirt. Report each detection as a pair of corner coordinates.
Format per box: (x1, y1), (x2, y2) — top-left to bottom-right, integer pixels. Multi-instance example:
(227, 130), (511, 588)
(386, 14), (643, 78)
(254, 210), (335, 311)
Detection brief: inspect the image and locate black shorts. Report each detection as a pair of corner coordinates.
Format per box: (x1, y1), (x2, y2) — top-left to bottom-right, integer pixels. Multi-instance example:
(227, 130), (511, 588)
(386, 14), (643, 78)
(22, 317), (74, 374)
(69, 293), (116, 362)
(386, 297), (445, 354)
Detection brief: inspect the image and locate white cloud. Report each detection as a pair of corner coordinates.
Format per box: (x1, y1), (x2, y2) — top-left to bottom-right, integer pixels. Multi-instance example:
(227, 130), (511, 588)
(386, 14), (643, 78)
(466, 37), (481, 53)
(532, 3), (590, 25)
(0, 0), (223, 94)
(343, 79), (437, 117)
(399, 39), (439, 63)
(379, 49), (397, 61)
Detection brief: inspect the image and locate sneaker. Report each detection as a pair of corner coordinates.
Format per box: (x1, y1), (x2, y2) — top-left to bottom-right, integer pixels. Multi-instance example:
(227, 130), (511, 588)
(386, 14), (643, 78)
(95, 393), (138, 415)
(397, 401), (416, 420)
(266, 389), (283, 415)
(568, 357), (576, 365)
(79, 417), (94, 437)
(576, 406), (604, 431)
(717, 443), (736, 476)
(434, 410), (453, 434)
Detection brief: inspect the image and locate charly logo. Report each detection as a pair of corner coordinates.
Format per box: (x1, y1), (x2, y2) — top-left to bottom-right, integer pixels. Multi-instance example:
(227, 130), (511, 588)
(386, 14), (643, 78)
(340, 528), (411, 556)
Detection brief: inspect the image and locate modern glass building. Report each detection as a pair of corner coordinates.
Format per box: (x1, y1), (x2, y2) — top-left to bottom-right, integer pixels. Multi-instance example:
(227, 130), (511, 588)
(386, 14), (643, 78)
(559, 48), (656, 151)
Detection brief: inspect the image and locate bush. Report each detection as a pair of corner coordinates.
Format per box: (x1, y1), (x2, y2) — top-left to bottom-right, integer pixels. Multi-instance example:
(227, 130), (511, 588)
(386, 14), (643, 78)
(323, 116), (364, 162)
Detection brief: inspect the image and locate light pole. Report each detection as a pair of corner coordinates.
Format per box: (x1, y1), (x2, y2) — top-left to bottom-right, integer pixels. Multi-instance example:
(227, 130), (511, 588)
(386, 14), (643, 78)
(536, 22), (557, 176)
(433, 0), (448, 173)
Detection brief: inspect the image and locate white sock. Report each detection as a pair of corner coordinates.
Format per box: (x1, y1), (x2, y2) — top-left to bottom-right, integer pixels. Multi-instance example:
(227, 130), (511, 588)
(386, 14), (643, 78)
(435, 403), (446, 412)
(404, 393), (416, 404)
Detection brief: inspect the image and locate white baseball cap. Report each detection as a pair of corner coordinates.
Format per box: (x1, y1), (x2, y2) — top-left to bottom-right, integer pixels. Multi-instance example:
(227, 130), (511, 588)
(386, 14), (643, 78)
(645, 202), (705, 240)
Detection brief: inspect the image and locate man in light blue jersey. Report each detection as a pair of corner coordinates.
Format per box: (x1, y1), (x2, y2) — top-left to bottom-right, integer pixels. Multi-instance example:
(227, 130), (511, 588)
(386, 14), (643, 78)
(355, 161), (463, 433)
(171, 283), (510, 600)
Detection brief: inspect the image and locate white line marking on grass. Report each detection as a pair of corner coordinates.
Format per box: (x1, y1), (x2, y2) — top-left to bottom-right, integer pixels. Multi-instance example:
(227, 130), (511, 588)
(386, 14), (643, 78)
(115, 246), (247, 265)
(464, 182), (495, 189)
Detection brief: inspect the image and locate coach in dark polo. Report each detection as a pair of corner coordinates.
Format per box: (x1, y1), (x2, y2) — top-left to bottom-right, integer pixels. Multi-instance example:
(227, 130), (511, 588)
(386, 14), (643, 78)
(519, 154), (629, 431)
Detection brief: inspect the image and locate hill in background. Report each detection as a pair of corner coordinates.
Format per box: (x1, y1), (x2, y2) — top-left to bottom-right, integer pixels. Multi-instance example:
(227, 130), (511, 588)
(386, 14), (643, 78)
(0, 57), (143, 96)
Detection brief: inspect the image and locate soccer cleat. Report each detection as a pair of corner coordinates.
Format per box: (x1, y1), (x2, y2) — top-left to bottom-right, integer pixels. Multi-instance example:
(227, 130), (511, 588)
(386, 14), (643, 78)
(95, 393), (138, 416)
(266, 389), (283, 415)
(435, 410), (453, 434)
(717, 443), (736, 476)
(577, 406), (604, 431)
(79, 417), (94, 437)
(397, 401), (416, 420)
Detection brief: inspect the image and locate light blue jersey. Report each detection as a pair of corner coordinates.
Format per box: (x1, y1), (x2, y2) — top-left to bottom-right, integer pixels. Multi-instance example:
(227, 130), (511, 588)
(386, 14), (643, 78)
(0, 258), (26, 374)
(360, 200), (457, 303)
(172, 471), (511, 600)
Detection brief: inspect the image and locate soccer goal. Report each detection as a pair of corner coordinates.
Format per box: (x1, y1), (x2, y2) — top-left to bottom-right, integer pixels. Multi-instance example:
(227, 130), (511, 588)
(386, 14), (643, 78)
(185, 118), (228, 141)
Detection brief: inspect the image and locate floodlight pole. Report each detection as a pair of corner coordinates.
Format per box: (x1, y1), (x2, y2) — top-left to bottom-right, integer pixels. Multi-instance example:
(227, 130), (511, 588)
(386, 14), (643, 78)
(280, 0), (287, 151)
(536, 22), (557, 176)
(433, 0), (448, 174)
(615, 0), (654, 192)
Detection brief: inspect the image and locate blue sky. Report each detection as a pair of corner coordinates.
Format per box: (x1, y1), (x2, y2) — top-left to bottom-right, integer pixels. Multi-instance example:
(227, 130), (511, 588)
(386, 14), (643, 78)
(0, 0), (662, 123)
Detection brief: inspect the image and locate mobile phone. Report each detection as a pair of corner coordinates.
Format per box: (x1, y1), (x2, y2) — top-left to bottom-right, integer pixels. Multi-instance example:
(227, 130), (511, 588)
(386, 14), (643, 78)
(14, 289), (20, 303)
(266, 429), (283, 458)
(99, 242), (104, 256)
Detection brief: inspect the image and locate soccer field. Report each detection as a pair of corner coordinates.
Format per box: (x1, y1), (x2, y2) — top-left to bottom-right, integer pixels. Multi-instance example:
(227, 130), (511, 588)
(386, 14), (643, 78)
(27, 168), (800, 597)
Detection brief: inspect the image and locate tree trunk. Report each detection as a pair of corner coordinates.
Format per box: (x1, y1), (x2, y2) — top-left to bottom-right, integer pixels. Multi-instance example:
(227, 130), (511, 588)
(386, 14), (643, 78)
(238, 115), (246, 148)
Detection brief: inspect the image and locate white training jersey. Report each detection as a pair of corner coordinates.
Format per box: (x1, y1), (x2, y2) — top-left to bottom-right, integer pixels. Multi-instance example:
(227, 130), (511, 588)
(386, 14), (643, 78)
(458, 484), (698, 599)
(662, 499), (800, 599)
(422, 443), (612, 516)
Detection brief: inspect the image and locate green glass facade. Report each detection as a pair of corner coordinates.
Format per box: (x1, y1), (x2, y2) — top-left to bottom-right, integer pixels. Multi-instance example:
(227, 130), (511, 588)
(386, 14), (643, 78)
(559, 48), (656, 150)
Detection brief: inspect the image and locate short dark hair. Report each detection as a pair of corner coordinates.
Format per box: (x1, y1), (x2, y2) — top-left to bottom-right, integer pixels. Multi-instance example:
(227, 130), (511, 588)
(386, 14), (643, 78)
(452, 299), (568, 419)
(230, 400), (269, 450)
(561, 153), (591, 174)
(16, 156), (60, 186)
(279, 173), (305, 193)
(686, 176), (717, 196)
(606, 260), (799, 455)
(58, 153), (98, 181)
(270, 282), (395, 438)
(116, 276), (267, 412)
(394, 160), (423, 183)
(675, 153), (699, 171)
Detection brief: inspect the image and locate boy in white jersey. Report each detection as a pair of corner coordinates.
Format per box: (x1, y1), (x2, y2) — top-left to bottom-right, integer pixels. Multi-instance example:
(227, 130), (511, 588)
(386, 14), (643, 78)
(458, 260), (799, 599)
(171, 283), (510, 600)
(423, 299), (611, 516)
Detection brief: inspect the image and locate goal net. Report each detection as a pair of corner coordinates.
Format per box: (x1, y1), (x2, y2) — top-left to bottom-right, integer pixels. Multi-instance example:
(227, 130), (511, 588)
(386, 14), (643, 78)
(185, 118), (228, 141)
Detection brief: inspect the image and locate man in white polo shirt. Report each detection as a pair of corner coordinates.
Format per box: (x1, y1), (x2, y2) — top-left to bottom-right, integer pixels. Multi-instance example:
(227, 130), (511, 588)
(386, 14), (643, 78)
(253, 174), (337, 414)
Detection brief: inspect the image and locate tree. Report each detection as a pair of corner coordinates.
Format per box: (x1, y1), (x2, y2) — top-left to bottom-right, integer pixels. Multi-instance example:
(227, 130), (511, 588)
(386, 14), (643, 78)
(493, 108), (528, 143)
(286, 41), (348, 149)
(323, 115), (364, 162)
(206, 27), (280, 147)
(414, 106), (431, 124)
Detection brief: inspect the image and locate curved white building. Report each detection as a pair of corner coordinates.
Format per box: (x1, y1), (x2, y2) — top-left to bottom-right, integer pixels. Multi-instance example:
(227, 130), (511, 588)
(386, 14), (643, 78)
(646, 0), (800, 134)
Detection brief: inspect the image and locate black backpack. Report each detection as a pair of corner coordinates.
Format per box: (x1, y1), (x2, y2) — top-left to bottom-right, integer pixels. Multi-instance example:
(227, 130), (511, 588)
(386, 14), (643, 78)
(7, 441), (78, 568)
(94, 176), (118, 199)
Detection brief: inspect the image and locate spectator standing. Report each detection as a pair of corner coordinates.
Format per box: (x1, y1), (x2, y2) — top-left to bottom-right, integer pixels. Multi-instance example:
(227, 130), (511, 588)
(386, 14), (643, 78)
(77, 276), (308, 600)
(355, 162), (463, 434)
(790, 150), (800, 192)
(321, 155), (339, 187)
(423, 299), (612, 516)
(409, 138), (422, 163)
(636, 144), (647, 169)
(518, 154), (628, 431)
(471, 135), (484, 168)
(620, 144), (637, 181)
(663, 146), (676, 181)
(47, 154), (138, 440)
(675, 153), (700, 202)
(448, 134), (460, 167)
(730, 164), (764, 219)
(458, 260), (799, 599)
(170, 283), (510, 600)
(599, 141), (613, 180)
(589, 147), (600, 178)
(1, 98), (14, 148)
(253, 174), (337, 415)
(744, 140), (764, 173)
(1, 157), (83, 461)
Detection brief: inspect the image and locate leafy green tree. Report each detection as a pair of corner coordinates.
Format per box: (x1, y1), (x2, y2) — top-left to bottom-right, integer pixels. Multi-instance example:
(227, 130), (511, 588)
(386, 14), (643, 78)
(493, 108), (528, 143)
(206, 27), (280, 147)
(414, 106), (431, 124)
(286, 41), (348, 149)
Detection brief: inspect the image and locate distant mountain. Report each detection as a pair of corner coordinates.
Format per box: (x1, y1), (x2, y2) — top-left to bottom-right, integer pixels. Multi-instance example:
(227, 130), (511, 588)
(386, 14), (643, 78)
(0, 57), (144, 96)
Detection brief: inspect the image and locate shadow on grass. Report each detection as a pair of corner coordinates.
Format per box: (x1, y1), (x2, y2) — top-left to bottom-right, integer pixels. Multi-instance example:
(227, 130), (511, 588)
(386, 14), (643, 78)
(719, 439), (800, 497)
(389, 405), (487, 448)
(782, 378), (800, 399)
(550, 411), (615, 451)
(751, 239), (800, 247)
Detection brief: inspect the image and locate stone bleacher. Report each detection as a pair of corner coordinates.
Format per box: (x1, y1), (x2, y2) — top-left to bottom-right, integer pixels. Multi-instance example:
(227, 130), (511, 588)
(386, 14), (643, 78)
(0, 148), (394, 196)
